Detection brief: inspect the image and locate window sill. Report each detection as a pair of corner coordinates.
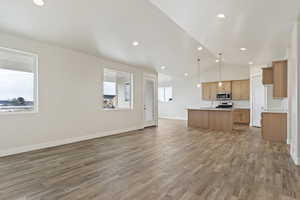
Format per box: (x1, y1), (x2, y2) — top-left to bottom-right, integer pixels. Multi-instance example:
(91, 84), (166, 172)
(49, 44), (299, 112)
(0, 110), (39, 116)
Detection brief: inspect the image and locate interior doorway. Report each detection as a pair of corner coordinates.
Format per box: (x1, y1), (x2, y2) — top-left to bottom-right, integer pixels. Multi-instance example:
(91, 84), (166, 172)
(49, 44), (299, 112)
(143, 74), (158, 127)
(251, 75), (265, 127)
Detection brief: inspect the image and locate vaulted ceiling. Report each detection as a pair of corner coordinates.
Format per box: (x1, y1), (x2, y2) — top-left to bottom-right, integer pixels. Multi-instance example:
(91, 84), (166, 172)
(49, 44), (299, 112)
(0, 0), (299, 78)
(150, 0), (300, 66)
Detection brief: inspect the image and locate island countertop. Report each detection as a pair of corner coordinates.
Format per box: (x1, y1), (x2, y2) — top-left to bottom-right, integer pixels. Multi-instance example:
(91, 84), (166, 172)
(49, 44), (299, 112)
(187, 107), (233, 112)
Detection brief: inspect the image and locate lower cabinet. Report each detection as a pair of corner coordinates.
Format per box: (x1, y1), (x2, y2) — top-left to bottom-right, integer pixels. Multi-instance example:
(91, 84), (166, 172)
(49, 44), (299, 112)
(233, 109), (250, 124)
(261, 112), (287, 143)
(188, 110), (209, 129)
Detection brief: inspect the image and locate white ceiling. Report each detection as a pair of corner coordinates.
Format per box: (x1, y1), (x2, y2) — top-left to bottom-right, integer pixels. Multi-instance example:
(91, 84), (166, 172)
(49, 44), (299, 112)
(0, 0), (299, 79)
(0, 0), (218, 78)
(150, 0), (300, 66)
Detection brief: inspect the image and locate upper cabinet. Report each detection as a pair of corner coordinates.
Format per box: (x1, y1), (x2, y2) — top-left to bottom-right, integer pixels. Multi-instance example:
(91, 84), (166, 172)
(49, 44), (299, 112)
(202, 82), (217, 100)
(202, 83), (211, 101)
(210, 83), (218, 101)
(232, 79), (250, 100)
(262, 67), (273, 84)
(202, 80), (249, 101)
(217, 81), (231, 93)
(273, 60), (287, 98)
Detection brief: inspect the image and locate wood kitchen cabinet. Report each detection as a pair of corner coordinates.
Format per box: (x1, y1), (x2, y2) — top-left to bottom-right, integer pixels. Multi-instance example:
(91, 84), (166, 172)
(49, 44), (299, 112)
(273, 60), (287, 98)
(188, 109), (233, 132)
(232, 79), (250, 100)
(262, 67), (273, 84)
(202, 80), (249, 101)
(202, 83), (211, 100)
(210, 83), (218, 100)
(217, 81), (231, 93)
(233, 109), (250, 124)
(202, 82), (218, 100)
(261, 112), (287, 143)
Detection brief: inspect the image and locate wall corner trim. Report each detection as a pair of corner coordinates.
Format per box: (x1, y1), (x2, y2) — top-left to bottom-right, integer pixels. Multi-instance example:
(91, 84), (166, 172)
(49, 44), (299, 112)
(0, 126), (143, 158)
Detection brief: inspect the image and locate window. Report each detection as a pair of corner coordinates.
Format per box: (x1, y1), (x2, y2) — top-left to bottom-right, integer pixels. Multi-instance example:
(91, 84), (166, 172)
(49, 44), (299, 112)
(0, 47), (37, 113)
(103, 68), (133, 109)
(158, 87), (173, 102)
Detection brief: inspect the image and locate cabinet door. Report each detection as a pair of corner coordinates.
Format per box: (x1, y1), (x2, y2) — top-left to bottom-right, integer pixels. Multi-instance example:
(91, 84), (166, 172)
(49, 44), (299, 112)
(233, 111), (241, 123)
(240, 80), (250, 100)
(210, 82), (218, 100)
(232, 80), (250, 100)
(217, 81), (231, 93)
(202, 83), (210, 100)
(262, 113), (287, 143)
(262, 68), (273, 84)
(224, 81), (232, 93)
(240, 110), (250, 124)
(232, 80), (241, 100)
(233, 109), (250, 124)
(273, 61), (287, 98)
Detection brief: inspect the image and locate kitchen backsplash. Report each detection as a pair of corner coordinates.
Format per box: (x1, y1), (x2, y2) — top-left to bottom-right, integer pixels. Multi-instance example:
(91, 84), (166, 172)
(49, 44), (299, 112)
(264, 85), (288, 111)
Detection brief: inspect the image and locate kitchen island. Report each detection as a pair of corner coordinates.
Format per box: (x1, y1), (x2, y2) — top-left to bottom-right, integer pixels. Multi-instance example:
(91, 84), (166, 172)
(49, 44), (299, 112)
(187, 108), (234, 132)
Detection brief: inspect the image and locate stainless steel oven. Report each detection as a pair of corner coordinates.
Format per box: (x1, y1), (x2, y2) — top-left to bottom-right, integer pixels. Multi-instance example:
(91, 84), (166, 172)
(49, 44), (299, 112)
(216, 93), (232, 100)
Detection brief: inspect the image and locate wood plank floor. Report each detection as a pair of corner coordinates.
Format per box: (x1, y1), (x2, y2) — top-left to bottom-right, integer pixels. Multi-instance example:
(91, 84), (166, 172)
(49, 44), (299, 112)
(0, 119), (299, 200)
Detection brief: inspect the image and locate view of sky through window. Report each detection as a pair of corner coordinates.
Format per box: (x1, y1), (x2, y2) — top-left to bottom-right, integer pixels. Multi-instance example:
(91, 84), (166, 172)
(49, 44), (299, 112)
(0, 68), (34, 101)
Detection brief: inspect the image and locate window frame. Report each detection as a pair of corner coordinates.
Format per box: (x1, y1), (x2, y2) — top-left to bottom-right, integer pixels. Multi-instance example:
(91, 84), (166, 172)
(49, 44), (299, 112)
(0, 47), (39, 115)
(102, 68), (134, 111)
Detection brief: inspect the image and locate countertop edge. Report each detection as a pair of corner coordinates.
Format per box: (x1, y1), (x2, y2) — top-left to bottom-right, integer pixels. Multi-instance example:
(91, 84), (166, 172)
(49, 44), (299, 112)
(262, 110), (288, 114)
(187, 108), (233, 112)
(187, 108), (250, 112)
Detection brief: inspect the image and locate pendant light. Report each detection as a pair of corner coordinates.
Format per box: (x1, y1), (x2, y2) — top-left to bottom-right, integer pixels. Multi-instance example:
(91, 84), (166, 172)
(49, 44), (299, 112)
(197, 58), (201, 88)
(218, 53), (223, 87)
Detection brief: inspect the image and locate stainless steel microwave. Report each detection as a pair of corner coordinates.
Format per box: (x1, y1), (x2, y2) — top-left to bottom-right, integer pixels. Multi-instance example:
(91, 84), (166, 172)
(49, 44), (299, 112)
(216, 93), (232, 100)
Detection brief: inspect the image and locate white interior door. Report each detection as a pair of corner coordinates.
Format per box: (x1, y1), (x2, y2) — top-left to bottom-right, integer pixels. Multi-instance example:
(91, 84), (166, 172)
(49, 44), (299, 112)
(144, 76), (157, 127)
(251, 75), (265, 127)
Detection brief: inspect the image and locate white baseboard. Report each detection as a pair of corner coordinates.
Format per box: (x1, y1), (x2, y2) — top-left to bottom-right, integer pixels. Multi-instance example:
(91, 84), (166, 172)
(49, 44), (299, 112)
(291, 151), (300, 165)
(159, 117), (187, 121)
(0, 126), (143, 158)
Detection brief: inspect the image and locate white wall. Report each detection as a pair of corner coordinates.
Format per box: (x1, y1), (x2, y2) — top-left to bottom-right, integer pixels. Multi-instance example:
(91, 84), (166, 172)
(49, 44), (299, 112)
(0, 32), (156, 156)
(288, 18), (300, 165)
(158, 64), (250, 120)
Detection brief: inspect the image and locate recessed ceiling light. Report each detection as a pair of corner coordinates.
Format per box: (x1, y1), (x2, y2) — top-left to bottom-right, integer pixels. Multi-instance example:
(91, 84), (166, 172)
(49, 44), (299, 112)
(249, 61), (254, 65)
(132, 41), (139, 46)
(217, 14), (226, 19)
(161, 66), (166, 70)
(184, 73), (189, 76)
(216, 59), (220, 63)
(197, 46), (203, 51)
(240, 47), (247, 51)
(33, 0), (45, 7)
